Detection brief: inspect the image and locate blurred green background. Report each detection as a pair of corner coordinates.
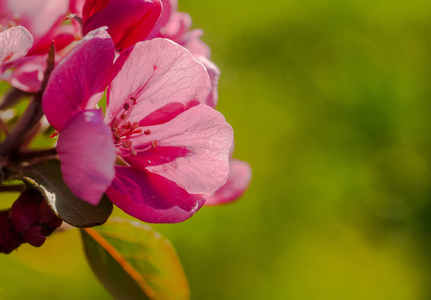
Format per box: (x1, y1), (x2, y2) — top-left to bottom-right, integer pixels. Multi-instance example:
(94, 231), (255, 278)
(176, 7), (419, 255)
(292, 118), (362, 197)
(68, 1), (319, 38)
(3, 0), (431, 299)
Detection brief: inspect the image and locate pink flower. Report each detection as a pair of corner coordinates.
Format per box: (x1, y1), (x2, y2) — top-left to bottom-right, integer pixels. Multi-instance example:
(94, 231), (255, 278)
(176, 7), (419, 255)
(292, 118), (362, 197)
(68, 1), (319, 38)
(0, 0), (70, 54)
(0, 0), (77, 92)
(82, 0), (162, 50)
(43, 29), (233, 223)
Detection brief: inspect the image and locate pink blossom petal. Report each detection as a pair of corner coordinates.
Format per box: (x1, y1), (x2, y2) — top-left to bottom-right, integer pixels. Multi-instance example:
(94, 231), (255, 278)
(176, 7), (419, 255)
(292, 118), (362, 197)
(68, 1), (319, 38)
(137, 100), (199, 126)
(0, 26), (33, 64)
(49, 24), (79, 52)
(107, 38), (210, 125)
(159, 11), (191, 40)
(42, 28), (115, 131)
(82, 0), (162, 50)
(204, 159), (252, 206)
(196, 56), (220, 108)
(107, 166), (205, 223)
(180, 28), (211, 58)
(125, 105), (233, 194)
(57, 109), (116, 205)
(8, 55), (46, 92)
(147, 0), (176, 39)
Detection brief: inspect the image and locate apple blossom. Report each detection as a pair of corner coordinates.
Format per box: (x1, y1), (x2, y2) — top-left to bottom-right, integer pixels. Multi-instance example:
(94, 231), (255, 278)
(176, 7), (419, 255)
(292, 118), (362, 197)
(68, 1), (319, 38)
(43, 29), (233, 223)
(0, 0), (77, 92)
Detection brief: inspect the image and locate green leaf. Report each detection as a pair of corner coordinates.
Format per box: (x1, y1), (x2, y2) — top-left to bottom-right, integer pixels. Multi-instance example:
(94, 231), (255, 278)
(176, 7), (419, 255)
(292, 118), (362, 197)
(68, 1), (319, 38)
(21, 159), (113, 227)
(81, 218), (190, 300)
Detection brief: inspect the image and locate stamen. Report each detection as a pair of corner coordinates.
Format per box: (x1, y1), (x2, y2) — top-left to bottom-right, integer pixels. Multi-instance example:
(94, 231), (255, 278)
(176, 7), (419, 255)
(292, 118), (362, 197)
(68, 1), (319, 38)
(130, 147), (137, 156)
(110, 97), (152, 156)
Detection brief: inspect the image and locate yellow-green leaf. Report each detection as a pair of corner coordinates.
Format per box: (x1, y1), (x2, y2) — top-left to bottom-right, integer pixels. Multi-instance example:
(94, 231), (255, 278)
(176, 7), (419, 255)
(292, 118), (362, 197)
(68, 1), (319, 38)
(81, 218), (189, 300)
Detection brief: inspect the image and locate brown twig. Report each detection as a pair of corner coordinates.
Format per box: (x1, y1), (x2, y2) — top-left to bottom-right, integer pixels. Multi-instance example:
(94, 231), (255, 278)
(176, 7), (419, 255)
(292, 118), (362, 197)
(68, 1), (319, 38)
(0, 184), (25, 192)
(12, 148), (57, 161)
(0, 118), (9, 136)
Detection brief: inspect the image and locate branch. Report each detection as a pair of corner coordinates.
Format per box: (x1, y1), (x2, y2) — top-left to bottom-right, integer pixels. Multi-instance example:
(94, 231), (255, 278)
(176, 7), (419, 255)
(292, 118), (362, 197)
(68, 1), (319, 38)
(0, 184), (25, 192)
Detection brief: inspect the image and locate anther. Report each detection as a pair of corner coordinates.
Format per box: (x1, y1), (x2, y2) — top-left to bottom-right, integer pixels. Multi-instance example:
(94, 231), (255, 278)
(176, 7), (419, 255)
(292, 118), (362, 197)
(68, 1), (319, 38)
(111, 118), (119, 129)
(130, 96), (137, 104)
(113, 132), (121, 142)
(144, 129), (151, 135)
(123, 103), (130, 110)
(151, 140), (158, 149)
(122, 122), (131, 129)
(122, 140), (132, 148)
(120, 113), (127, 120)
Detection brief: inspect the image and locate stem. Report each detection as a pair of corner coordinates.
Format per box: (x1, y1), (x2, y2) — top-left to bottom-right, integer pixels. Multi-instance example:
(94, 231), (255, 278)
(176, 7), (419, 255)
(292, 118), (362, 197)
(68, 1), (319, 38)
(0, 118), (9, 136)
(0, 95), (44, 156)
(0, 44), (55, 158)
(14, 148), (57, 161)
(0, 184), (25, 192)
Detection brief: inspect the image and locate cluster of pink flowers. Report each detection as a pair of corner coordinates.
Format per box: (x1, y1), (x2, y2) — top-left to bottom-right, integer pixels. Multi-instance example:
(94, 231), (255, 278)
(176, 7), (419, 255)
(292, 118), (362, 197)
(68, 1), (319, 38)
(0, 0), (251, 226)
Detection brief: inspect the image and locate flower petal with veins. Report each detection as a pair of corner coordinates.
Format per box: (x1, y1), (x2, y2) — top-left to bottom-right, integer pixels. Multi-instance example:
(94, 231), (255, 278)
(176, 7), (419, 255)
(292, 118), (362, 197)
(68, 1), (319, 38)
(106, 38), (210, 125)
(125, 105), (233, 194)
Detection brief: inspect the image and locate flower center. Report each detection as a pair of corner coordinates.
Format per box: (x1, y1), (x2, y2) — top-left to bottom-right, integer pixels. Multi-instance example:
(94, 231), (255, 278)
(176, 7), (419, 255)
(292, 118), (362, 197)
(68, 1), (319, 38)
(109, 97), (154, 156)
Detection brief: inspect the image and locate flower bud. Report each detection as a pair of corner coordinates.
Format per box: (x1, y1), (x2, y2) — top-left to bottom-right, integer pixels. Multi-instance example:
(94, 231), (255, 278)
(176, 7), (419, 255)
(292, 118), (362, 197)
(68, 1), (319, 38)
(10, 189), (62, 248)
